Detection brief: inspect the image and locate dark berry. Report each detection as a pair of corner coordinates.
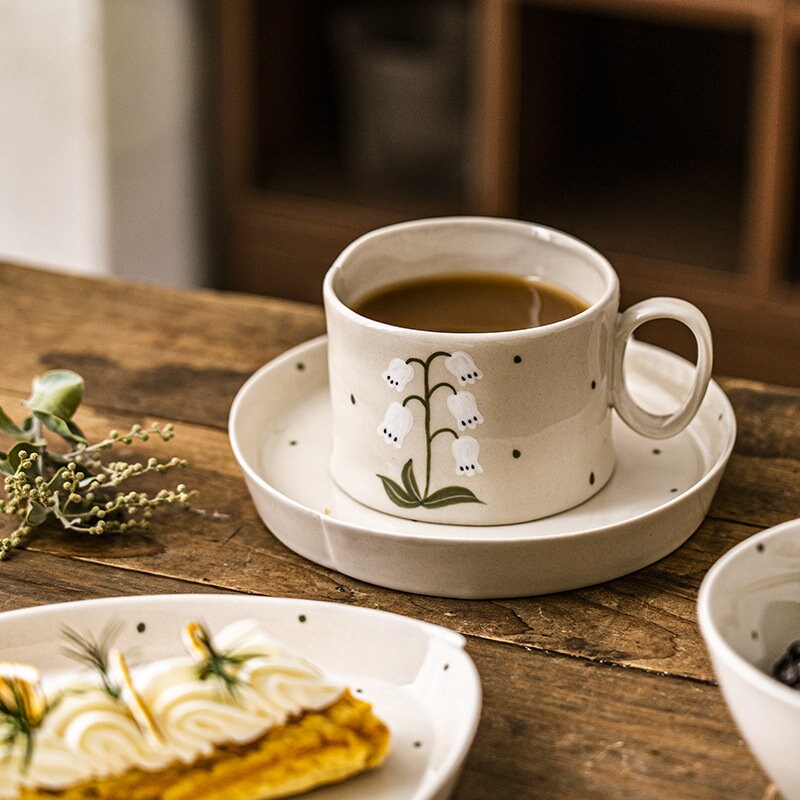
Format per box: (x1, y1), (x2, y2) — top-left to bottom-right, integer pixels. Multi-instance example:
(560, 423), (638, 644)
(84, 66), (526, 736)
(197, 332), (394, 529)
(772, 641), (800, 689)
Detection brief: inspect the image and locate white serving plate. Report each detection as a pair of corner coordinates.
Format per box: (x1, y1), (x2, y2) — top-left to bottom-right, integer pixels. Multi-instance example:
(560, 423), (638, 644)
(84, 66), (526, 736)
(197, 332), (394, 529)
(0, 594), (481, 800)
(230, 336), (736, 598)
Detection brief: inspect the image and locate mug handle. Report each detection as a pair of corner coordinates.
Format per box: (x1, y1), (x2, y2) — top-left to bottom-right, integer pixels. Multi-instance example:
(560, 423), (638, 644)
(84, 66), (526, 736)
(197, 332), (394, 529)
(612, 297), (713, 439)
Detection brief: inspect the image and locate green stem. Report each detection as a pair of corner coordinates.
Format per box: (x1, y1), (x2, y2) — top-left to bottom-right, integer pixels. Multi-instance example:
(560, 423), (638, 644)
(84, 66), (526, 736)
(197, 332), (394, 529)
(425, 351), (452, 367)
(30, 418), (43, 479)
(428, 382), (457, 399)
(420, 352), (452, 499)
(431, 427), (459, 443)
(402, 352), (454, 501)
(423, 359), (432, 498)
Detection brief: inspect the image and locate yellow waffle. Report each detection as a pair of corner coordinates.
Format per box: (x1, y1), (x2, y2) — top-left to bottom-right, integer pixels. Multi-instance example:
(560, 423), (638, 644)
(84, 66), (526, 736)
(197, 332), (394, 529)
(17, 690), (389, 800)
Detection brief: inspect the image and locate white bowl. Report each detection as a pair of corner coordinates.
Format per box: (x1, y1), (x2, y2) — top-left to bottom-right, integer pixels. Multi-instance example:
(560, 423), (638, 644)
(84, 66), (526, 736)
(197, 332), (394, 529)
(698, 518), (800, 798)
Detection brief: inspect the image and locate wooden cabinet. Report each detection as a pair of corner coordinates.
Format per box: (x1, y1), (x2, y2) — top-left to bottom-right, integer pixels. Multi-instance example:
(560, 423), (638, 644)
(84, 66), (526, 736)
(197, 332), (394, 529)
(213, 0), (800, 386)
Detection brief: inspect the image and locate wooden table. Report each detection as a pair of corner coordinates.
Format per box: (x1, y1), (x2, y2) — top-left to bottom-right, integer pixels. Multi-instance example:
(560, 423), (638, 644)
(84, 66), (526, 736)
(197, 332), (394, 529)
(1, 261), (797, 798)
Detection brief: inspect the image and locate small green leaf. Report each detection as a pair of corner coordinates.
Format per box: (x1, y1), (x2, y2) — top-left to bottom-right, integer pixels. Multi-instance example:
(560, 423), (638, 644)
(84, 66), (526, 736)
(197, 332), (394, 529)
(421, 485), (484, 508)
(24, 370), (84, 421)
(33, 411), (87, 445)
(0, 407), (32, 442)
(377, 474), (422, 508)
(7, 442), (39, 476)
(25, 500), (48, 526)
(400, 459), (421, 501)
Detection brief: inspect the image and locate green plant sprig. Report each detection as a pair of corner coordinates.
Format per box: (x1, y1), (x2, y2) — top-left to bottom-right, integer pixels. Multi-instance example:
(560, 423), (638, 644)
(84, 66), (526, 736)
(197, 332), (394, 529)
(0, 666), (51, 770)
(0, 370), (192, 559)
(185, 622), (256, 697)
(62, 622), (124, 699)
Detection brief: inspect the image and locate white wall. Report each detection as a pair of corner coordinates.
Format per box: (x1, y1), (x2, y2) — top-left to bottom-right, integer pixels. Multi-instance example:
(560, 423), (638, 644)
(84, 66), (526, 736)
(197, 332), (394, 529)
(0, 1), (109, 276)
(0, 0), (205, 287)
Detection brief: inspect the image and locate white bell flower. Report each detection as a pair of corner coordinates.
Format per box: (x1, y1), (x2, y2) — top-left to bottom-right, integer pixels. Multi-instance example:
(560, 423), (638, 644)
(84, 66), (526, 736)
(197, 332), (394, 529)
(444, 351), (482, 386)
(451, 436), (483, 476)
(446, 391), (484, 431)
(382, 358), (415, 392)
(377, 402), (414, 448)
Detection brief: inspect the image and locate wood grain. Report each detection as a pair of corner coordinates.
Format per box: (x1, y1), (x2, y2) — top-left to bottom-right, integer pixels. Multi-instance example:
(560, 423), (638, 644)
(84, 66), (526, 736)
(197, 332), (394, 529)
(0, 387), (789, 685)
(0, 262), (325, 427)
(455, 637), (769, 799)
(1, 262), (795, 797)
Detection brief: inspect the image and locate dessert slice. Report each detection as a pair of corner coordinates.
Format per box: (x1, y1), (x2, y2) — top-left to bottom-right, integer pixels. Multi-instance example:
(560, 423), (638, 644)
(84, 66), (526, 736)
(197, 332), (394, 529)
(0, 620), (390, 800)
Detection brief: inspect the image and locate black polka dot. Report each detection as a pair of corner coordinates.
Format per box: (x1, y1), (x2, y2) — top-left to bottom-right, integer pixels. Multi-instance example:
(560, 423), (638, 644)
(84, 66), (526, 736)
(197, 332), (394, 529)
(443, 663), (449, 671)
(670, 487), (678, 493)
(289, 440), (297, 446)
(512, 449), (521, 459)
(296, 362), (305, 371)
(136, 622), (146, 633)
(751, 630), (759, 640)
(513, 355), (522, 363)
(589, 472), (596, 485)
(652, 448), (661, 455)
(350, 394), (356, 405)
(591, 380), (596, 389)
(413, 741), (422, 748)
(298, 614), (307, 623)
(757, 543), (765, 553)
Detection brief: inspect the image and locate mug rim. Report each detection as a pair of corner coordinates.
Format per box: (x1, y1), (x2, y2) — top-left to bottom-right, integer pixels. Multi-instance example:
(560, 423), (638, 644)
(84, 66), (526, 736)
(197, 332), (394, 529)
(323, 216), (620, 340)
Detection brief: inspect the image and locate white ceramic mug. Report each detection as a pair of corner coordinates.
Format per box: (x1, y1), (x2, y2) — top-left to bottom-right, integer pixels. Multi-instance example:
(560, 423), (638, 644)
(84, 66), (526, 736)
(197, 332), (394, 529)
(323, 217), (712, 525)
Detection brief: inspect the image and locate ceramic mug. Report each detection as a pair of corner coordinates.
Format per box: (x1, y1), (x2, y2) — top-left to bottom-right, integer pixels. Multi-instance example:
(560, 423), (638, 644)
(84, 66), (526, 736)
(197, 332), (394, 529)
(323, 217), (712, 525)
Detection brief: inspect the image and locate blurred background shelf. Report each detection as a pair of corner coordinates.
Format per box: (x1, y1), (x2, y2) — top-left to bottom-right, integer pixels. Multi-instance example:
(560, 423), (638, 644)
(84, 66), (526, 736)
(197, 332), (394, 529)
(213, 0), (800, 386)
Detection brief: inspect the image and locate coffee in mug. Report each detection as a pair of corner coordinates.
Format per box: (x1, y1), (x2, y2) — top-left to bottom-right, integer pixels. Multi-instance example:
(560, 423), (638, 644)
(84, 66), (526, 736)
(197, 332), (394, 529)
(323, 217), (712, 525)
(352, 273), (589, 333)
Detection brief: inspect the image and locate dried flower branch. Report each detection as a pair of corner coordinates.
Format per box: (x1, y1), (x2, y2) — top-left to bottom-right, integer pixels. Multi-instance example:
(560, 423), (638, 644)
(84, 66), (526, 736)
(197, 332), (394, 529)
(0, 370), (193, 559)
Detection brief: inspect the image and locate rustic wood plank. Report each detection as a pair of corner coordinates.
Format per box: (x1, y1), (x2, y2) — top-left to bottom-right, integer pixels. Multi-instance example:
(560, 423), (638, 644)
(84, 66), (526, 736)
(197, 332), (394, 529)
(0, 550), (769, 798)
(713, 378), (800, 527)
(0, 382), (795, 683)
(0, 421), (764, 681)
(0, 262), (325, 428)
(2, 262), (794, 798)
(455, 636), (769, 799)
(0, 549), (233, 613)
(3, 262), (799, 455)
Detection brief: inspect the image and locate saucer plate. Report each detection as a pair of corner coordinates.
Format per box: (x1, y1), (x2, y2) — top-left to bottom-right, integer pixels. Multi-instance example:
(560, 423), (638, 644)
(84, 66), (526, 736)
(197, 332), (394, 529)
(229, 336), (735, 598)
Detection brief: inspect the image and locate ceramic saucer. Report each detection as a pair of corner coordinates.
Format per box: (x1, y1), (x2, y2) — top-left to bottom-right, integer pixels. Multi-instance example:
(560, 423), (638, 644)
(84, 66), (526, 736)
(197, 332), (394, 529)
(229, 336), (735, 598)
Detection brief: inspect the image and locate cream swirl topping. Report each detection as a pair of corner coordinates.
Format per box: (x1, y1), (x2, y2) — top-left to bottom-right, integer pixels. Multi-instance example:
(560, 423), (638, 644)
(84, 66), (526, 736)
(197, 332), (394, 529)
(0, 620), (344, 797)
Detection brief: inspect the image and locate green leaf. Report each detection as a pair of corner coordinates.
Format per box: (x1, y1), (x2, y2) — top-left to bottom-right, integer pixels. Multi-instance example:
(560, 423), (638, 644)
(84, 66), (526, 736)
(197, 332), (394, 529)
(421, 485), (484, 508)
(24, 370), (84, 422)
(400, 459), (421, 501)
(377, 474), (422, 508)
(0, 407), (32, 442)
(25, 500), (48, 526)
(7, 442), (39, 477)
(33, 411), (87, 445)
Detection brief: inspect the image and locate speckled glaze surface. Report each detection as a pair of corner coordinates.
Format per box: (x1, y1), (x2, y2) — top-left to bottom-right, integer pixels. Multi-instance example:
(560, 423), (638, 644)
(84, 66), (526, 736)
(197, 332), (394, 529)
(323, 217), (712, 525)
